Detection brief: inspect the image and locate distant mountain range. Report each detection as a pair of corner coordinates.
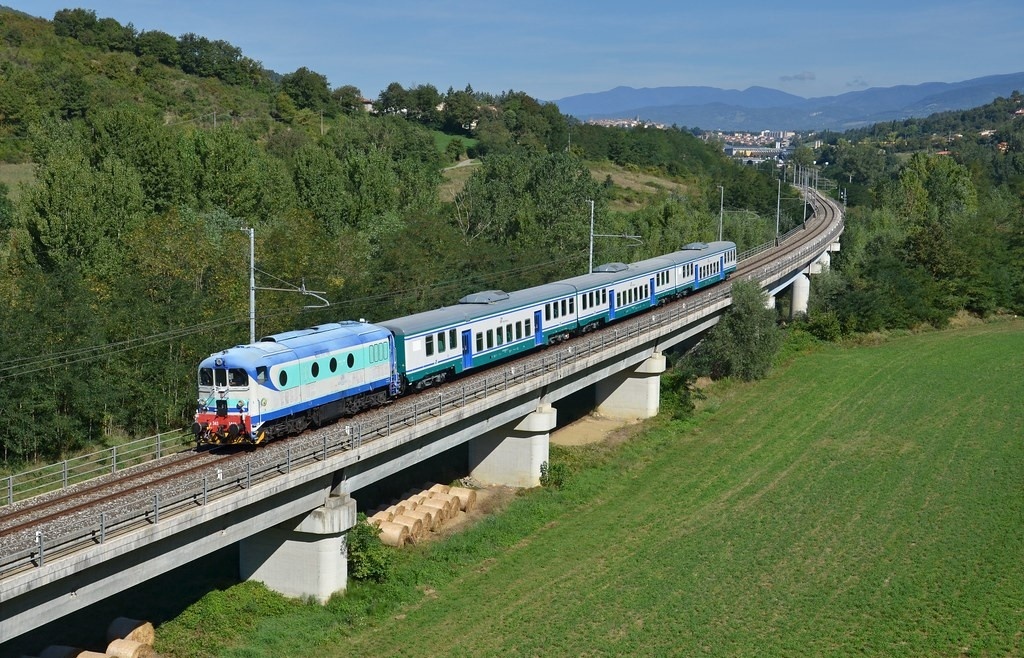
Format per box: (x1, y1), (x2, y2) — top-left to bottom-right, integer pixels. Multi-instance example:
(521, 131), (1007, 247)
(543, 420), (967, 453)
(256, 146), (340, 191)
(552, 73), (1024, 131)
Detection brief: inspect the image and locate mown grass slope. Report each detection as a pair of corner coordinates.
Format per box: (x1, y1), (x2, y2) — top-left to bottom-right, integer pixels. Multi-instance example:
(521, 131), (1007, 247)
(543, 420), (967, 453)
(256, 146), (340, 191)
(157, 320), (1024, 657)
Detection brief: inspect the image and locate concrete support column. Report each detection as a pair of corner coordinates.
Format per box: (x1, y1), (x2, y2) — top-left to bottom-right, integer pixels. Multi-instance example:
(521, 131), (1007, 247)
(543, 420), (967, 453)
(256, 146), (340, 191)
(595, 352), (666, 420)
(469, 404), (555, 488)
(791, 273), (810, 319)
(765, 294), (776, 311)
(239, 494), (357, 603)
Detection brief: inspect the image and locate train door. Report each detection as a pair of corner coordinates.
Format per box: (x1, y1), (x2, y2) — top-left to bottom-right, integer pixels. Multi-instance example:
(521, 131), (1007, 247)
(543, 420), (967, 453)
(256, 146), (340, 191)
(608, 288), (616, 320)
(461, 330), (472, 370)
(533, 310), (543, 346)
(649, 277), (656, 306)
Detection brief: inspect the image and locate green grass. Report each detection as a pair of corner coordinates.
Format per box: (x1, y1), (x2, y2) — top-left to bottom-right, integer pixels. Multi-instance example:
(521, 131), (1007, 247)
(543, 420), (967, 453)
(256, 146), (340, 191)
(155, 319), (1024, 657)
(0, 162), (34, 201)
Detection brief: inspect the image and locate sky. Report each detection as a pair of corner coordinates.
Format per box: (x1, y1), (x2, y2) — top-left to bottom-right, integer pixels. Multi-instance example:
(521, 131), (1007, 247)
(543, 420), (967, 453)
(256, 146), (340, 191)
(10, 0), (1024, 101)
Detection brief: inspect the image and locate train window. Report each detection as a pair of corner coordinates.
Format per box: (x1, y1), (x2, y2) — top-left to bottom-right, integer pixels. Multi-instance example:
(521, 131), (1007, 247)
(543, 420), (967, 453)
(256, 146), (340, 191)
(311, 363), (319, 378)
(561, 299), (567, 316)
(545, 304), (551, 321)
(256, 366), (268, 384)
(496, 327), (504, 346)
(347, 354), (355, 368)
(200, 368), (213, 386)
(506, 325), (513, 342)
(215, 369), (227, 387)
(486, 329), (494, 349)
(426, 334), (434, 356)
(438, 331), (446, 353)
(329, 357), (337, 373)
(553, 302), (559, 319)
(449, 329), (457, 349)
(476, 332), (483, 351)
(581, 295), (587, 311)
(515, 322), (522, 340)
(602, 289), (607, 305)
(525, 318), (532, 336)
(569, 298), (575, 314)
(616, 292), (622, 307)
(279, 370), (288, 387)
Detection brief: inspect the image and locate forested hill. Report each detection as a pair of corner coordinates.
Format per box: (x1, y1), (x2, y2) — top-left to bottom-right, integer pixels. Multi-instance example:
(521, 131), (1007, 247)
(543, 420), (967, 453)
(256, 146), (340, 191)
(0, 7), (764, 463)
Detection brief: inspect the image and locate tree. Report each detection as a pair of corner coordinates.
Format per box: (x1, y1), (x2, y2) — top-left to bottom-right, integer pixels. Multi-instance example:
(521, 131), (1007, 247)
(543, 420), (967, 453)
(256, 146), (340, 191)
(690, 281), (782, 381)
(280, 67), (332, 114)
(332, 84), (364, 114)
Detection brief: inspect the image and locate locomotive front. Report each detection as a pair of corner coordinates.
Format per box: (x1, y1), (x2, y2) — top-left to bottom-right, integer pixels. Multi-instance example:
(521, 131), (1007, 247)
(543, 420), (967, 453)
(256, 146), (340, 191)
(193, 352), (258, 445)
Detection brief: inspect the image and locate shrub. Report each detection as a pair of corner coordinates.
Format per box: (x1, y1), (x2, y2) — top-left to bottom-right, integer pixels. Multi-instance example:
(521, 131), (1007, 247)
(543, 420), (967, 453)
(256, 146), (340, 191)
(347, 514), (394, 582)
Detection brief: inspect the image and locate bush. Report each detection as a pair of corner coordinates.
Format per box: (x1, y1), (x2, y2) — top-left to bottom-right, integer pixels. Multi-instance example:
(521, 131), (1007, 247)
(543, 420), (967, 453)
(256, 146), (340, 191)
(539, 460), (568, 489)
(347, 514), (394, 582)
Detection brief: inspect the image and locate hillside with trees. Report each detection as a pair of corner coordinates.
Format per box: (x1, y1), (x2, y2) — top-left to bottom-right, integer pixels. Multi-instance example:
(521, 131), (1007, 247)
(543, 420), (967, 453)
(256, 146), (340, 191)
(807, 94), (1024, 335)
(0, 7), (774, 464)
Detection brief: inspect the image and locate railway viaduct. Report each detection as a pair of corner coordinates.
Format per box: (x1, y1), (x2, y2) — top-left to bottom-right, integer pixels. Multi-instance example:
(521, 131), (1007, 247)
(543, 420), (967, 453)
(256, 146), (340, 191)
(0, 189), (843, 644)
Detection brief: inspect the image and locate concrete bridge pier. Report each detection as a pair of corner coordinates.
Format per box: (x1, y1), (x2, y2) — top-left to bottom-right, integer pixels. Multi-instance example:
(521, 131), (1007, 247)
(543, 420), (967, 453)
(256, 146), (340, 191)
(791, 273), (810, 319)
(765, 294), (776, 311)
(595, 352), (666, 420)
(469, 404), (556, 487)
(239, 493), (357, 603)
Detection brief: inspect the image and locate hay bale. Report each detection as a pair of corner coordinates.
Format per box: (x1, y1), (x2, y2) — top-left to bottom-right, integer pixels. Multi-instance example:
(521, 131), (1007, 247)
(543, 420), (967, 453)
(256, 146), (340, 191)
(399, 498), (418, 511)
(448, 486), (477, 512)
(106, 617), (155, 645)
(106, 639), (155, 658)
(376, 521), (409, 547)
(428, 492), (461, 516)
(369, 510), (392, 526)
(428, 483), (450, 494)
(403, 507), (436, 531)
(391, 514), (424, 539)
(77, 653), (110, 658)
(418, 499), (449, 524)
(385, 504), (406, 517)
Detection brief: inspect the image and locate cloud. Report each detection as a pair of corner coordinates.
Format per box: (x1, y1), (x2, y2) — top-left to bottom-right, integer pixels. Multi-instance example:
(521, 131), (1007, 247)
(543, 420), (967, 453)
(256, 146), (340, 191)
(780, 71), (816, 83)
(846, 77), (869, 88)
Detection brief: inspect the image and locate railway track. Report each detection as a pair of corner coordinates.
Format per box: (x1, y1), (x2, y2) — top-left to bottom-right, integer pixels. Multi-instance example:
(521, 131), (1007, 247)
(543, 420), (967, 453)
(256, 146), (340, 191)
(0, 187), (842, 576)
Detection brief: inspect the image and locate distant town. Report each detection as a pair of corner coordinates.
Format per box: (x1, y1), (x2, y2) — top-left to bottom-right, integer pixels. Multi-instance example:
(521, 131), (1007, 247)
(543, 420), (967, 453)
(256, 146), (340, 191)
(583, 117), (801, 165)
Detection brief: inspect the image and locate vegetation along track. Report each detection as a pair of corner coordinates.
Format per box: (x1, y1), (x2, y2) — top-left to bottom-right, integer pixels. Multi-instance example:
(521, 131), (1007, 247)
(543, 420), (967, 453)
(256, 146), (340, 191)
(0, 189), (840, 576)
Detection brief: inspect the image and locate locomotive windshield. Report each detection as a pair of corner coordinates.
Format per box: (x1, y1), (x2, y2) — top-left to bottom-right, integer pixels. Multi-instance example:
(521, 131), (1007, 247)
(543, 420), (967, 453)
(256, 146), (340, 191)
(198, 367), (248, 387)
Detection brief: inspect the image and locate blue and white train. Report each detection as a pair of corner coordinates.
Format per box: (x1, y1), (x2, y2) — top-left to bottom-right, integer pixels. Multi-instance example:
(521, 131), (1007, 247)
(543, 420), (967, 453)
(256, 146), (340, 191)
(192, 241), (737, 446)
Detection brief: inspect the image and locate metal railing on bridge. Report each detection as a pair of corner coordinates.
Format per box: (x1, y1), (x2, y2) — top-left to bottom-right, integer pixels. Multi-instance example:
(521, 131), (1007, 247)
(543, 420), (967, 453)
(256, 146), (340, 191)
(0, 208), (843, 580)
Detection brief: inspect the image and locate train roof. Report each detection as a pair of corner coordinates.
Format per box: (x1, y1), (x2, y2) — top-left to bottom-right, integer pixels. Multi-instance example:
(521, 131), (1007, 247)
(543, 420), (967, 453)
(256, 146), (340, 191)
(379, 281), (579, 337)
(199, 321), (391, 369)
(379, 241), (736, 337)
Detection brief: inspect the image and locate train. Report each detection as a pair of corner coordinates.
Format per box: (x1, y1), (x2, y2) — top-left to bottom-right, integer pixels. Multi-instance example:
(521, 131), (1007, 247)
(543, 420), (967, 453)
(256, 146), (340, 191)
(192, 240), (737, 446)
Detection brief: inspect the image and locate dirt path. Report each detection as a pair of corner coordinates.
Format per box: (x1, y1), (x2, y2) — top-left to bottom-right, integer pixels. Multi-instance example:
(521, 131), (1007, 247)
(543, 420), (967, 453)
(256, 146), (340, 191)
(551, 414), (637, 446)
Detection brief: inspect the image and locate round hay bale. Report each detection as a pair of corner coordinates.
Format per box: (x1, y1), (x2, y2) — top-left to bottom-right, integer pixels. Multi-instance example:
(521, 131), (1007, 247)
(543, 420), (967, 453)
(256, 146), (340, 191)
(385, 504), (406, 517)
(391, 514), (424, 539)
(376, 521), (409, 547)
(77, 653), (110, 658)
(428, 483), (450, 494)
(107, 617), (155, 645)
(428, 492), (461, 516)
(39, 647), (82, 658)
(106, 638), (156, 658)
(418, 499), (449, 523)
(399, 498), (418, 511)
(403, 507), (436, 531)
(369, 510), (394, 526)
(448, 486), (477, 512)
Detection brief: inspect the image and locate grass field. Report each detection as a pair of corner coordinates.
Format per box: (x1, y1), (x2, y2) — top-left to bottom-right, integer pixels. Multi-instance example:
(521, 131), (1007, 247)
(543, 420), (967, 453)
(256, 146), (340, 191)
(156, 320), (1024, 657)
(0, 162), (34, 201)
